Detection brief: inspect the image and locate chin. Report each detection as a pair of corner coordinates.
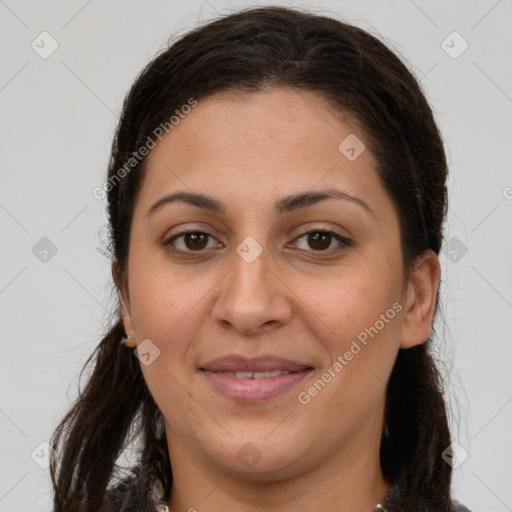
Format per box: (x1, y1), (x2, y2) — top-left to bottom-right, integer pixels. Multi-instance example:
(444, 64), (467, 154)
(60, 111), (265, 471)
(203, 434), (309, 479)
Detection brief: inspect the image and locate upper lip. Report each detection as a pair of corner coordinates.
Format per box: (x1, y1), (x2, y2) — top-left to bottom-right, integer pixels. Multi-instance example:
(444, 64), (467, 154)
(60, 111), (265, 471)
(200, 355), (312, 372)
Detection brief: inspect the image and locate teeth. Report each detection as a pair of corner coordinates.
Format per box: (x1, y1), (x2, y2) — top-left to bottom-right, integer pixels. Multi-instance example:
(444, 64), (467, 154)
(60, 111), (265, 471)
(226, 370), (291, 379)
(234, 371), (253, 379)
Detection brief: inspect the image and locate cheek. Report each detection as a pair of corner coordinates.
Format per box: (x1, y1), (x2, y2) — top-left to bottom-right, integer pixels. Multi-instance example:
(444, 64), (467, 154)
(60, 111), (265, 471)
(129, 268), (203, 426)
(294, 266), (402, 343)
(297, 287), (400, 439)
(126, 262), (201, 398)
(295, 269), (402, 397)
(127, 249), (200, 339)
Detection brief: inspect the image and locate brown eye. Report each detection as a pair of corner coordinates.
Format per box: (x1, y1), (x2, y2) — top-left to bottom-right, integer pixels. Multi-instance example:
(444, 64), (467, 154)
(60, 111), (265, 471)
(165, 231), (220, 253)
(182, 232), (208, 250)
(293, 230), (351, 254)
(306, 232), (332, 251)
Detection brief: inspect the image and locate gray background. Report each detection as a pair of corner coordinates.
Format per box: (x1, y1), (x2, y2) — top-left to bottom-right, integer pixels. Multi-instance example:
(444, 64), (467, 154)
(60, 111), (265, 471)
(1, 1), (511, 511)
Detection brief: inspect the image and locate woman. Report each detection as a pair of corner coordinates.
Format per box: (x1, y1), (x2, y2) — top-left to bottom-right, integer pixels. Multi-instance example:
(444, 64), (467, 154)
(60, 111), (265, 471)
(50, 6), (472, 511)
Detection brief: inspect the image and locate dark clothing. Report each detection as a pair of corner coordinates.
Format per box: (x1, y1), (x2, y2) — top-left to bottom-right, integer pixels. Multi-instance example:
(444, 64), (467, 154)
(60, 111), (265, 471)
(379, 476), (472, 512)
(100, 475), (473, 511)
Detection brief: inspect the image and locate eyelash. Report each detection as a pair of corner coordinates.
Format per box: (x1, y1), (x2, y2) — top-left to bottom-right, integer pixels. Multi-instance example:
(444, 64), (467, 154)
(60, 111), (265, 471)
(163, 229), (352, 257)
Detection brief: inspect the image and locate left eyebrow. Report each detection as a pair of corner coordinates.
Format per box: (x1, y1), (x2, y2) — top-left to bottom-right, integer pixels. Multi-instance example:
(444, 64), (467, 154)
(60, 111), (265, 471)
(274, 189), (373, 216)
(147, 188), (374, 218)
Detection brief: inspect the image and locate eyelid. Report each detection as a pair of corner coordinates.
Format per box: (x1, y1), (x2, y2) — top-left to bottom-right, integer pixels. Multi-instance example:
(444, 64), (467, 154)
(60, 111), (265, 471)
(164, 223), (223, 244)
(164, 229), (223, 253)
(290, 229), (352, 254)
(164, 227), (351, 256)
(293, 225), (350, 241)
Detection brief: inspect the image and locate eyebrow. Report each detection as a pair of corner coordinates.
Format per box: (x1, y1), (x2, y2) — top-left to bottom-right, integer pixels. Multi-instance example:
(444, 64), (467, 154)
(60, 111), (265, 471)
(147, 188), (373, 217)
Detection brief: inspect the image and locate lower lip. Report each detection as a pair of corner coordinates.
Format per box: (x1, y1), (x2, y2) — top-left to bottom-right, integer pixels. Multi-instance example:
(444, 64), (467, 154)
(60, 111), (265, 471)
(201, 369), (313, 402)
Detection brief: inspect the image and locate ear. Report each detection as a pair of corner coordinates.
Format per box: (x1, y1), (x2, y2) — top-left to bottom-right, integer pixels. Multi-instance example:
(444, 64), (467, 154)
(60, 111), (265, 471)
(112, 262), (136, 348)
(399, 250), (441, 349)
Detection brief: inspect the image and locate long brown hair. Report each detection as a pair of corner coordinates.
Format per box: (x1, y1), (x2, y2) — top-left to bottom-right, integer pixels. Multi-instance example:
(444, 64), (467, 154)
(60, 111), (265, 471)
(51, 6), (451, 511)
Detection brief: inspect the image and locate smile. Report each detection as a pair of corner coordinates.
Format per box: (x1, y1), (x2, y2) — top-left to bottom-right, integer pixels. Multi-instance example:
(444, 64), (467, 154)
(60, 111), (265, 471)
(213, 369), (291, 378)
(201, 368), (313, 402)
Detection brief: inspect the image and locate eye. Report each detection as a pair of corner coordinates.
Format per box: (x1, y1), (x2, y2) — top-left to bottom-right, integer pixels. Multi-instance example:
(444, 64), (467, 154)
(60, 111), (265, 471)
(164, 231), (222, 253)
(164, 229), (351, 256)
(291, 230), (351, 254)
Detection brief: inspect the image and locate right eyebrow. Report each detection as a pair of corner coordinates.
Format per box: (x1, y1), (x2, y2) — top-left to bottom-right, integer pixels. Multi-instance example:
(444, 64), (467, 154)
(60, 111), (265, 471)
(147, 192), (225, 217)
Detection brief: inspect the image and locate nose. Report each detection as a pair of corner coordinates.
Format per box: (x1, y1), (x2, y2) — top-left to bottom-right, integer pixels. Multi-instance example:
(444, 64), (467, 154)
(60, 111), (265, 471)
(211, 245), (293, 335)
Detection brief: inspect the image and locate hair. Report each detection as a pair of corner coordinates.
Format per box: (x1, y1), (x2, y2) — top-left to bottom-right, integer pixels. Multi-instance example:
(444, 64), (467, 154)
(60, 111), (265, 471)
(51, 5), (451, 511)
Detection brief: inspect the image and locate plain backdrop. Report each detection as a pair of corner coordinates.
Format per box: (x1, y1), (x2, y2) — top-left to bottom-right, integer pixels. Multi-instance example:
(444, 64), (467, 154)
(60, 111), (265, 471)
(1, 1), (511, 511)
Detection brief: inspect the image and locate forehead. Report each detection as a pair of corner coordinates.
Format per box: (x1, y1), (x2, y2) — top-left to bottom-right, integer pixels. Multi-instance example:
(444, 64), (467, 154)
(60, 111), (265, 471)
(146, 87), (372, 163)
(137, 87), (387, 215)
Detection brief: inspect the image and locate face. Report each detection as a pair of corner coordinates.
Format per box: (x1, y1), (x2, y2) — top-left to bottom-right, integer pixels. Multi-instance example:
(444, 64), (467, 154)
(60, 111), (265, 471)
(120, 87), (434, 481)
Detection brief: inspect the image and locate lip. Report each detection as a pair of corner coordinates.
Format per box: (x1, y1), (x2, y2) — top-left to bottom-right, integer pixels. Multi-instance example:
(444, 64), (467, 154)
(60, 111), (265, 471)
(199, 355), (314, 403)
(201, 367), (314, 402)
(200, 354), (311, 373)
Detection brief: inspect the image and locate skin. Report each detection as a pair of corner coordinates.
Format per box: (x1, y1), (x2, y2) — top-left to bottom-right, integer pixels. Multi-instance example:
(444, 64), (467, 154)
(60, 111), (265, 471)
(117, 87), (440, 512)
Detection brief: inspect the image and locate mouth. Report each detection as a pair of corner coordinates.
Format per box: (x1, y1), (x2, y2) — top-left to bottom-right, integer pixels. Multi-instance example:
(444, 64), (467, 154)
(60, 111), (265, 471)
(199, 355), (314, 402)
(207, 369), (299, 379)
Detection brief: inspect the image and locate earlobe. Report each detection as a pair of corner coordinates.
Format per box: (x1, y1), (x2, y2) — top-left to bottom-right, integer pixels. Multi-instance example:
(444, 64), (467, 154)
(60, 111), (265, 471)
(398, 250), (440, 350)
(121, 335), (137, 348)
(112, 262), (136, 348)
(120, 298), (136, 347)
